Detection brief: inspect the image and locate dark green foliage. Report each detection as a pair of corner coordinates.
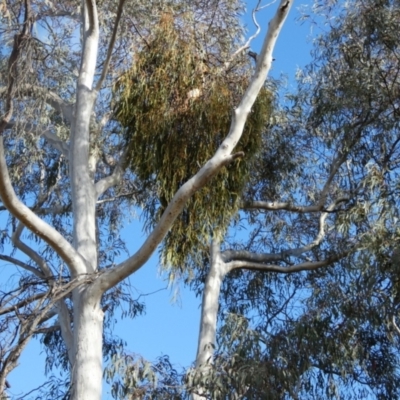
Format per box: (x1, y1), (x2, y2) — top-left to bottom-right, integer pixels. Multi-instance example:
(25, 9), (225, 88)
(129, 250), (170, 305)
(115, 14), (272, 271)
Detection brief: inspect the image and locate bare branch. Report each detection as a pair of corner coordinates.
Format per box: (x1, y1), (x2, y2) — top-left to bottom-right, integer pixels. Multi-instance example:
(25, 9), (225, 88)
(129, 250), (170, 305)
(231, 0), (264, 58)
(12, 223), (53, 277)
(258, 0), (280, 10)
(95, 0), (127, 92)
(95, 149), (129, 198)
(227, 252), (349, 273)
(96, 192), (136, 205)
(242, 201), (325, 213)
(242, 197), (349, 213)
(0, 293), (47, 316)
(225, 198), (348, 263)
(0, 137), (87, 276)
(10, 223), (74, 362)
(281, 198), (346, 257)
(0, 255), (44, 278)
(222, 249), (281, 264)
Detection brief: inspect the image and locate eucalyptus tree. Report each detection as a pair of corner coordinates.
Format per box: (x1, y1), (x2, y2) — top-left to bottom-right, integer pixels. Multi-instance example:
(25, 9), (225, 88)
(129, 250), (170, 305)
(0, 0), (292, 398)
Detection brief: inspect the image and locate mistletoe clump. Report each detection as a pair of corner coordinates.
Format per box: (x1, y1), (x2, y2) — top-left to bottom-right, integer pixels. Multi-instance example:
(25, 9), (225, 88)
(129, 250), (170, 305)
(115, 13), (272, 272)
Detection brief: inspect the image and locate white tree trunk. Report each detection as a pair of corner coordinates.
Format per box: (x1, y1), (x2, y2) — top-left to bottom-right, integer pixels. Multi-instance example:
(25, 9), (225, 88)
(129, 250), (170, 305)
(195, 241), (227, 368)
(193, 240), (229, 400)
(71, 289), (103, 400)
(69, 2), (101, 399)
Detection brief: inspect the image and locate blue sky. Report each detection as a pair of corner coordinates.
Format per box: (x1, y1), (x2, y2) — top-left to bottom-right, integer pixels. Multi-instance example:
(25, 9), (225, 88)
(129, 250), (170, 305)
(5, 1), (317, 398)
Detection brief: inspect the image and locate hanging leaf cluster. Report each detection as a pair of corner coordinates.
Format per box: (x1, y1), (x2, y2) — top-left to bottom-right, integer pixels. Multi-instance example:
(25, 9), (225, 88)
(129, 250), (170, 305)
(114, 14), (272, 271)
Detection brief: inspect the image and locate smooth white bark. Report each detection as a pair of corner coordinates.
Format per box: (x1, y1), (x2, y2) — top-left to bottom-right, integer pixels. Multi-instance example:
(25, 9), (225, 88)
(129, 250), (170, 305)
(196, 241), (229, 368)
(68, 2), (104, 399)
(71, 289), (103, 400)
(0, 137), (86, 276)
(192, 241), (228, 400)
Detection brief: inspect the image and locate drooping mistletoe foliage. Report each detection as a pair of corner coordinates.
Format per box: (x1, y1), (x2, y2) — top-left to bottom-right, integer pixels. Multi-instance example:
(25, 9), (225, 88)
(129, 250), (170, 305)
(115, 13), (272, 272)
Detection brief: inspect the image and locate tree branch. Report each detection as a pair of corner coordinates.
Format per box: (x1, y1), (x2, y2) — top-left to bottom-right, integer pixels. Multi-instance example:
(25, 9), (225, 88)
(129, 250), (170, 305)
(242, 201), (326, 212)
(95, 0), (126, 92)
(279, 198), (346, 257)
(0, 292), (47, 316)
(95, 149), (129, 198)
(227, 252), (349, 273)
(0, 137), (87, 276)
(0, 85), (74, 124)
(242, 197), (349, 213)
(11, 223), (74, 362)
(225, 198), (347, 263)
(0, 255), (44, 279)
(231, 0), (264, 59)
(12, 223), (53, 277)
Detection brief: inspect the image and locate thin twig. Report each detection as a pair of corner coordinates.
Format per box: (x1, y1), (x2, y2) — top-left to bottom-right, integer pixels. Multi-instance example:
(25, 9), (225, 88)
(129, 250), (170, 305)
(95, 0), (127, 91)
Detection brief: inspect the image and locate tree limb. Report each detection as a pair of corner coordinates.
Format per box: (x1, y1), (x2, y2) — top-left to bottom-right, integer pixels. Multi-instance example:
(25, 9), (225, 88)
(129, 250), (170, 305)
(95, 0), (126, 92)
(11, 223), (74, 362)
(0, 85), (74, 124)
(225, 198), (347, 263)
(0, 137), (87, 276)
(0, 292), (47, 316)
(242, 201), (327, 212)
(231, 0), (266, 59)
(95, 149), (129, 198)
(0, 255), (44, 279)
(227, 252), (349, 273)
(12, 223), (53, 277)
